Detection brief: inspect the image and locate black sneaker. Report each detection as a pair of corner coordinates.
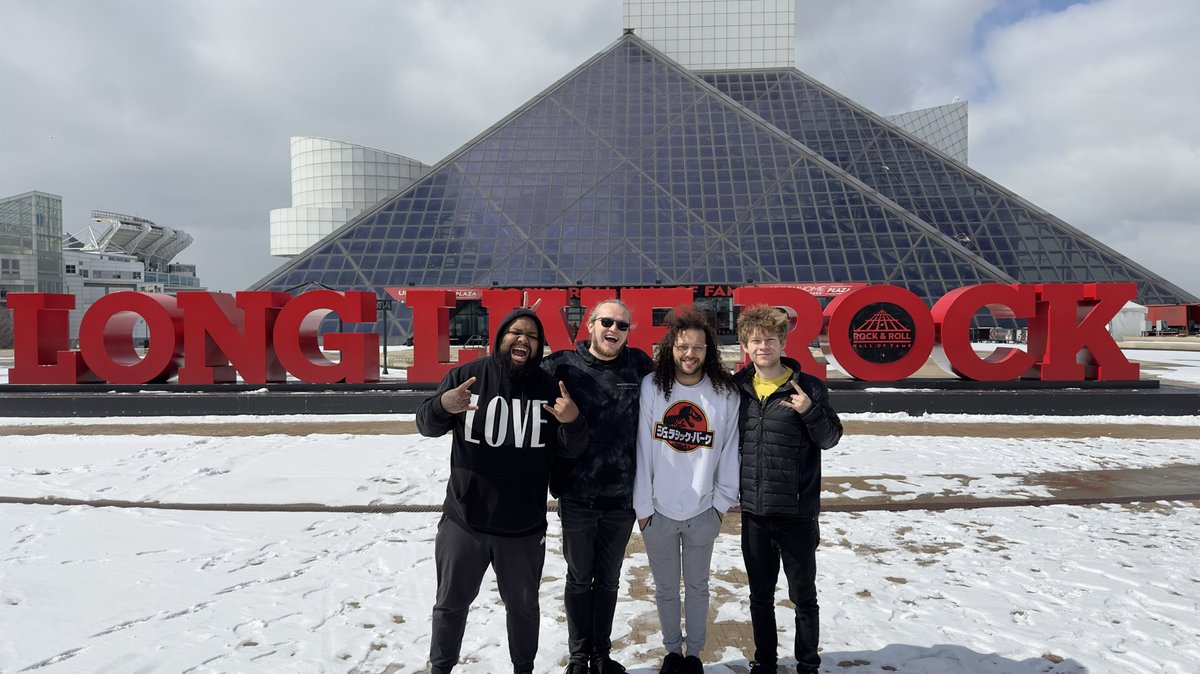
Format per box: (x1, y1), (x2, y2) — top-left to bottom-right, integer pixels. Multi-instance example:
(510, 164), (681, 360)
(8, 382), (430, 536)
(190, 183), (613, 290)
(659, 652), (685, 674)
(564, 660), (590, 674)
(682, 655), (703, 674)
(590, 655), (627, 674)
(748, 663), (777, 674)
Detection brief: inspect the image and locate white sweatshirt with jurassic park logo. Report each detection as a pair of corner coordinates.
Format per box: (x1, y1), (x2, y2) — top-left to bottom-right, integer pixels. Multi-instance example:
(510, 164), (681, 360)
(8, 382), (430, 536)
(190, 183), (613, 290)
(633, 373), (740, 522)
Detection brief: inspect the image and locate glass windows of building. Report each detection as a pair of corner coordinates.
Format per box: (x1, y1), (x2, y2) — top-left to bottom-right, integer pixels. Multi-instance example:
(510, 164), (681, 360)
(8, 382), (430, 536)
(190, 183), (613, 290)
(700, 69), (1197, 306)
(884, 101), (969, 164)
(252, 33), (1195, 345)
(253, 36), (1025, 340)
(0, 191), (64, 297)
(623, 0), (794, 69)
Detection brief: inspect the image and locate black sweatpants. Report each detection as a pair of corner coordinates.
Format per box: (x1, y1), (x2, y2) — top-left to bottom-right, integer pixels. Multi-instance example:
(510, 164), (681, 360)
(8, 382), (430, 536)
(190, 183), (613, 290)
(741, 512), (821, 672)
(558, 499), (636, 661)
(429, 515), (547, 674)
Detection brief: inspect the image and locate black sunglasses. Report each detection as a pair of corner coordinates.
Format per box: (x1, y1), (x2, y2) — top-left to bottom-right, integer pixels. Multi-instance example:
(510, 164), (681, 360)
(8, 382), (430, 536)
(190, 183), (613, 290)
(596, 317), (630, 331)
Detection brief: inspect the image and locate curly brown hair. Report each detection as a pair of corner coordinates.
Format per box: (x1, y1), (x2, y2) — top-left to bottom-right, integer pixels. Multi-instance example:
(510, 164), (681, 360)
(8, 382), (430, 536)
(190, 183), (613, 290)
(736, 304), (789, 345)
(651, 305), (736, 398)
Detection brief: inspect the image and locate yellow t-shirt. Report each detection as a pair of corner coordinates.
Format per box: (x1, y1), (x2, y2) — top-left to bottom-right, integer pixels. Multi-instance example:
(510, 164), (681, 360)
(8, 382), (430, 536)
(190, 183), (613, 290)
(751, 367), (793, 402)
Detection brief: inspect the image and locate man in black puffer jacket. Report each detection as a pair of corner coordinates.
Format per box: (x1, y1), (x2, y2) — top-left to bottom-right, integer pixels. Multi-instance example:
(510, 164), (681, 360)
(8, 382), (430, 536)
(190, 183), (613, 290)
(418, 307), (588, 674)
(542, 299), (652, 674)
(733, 305), (843, 674)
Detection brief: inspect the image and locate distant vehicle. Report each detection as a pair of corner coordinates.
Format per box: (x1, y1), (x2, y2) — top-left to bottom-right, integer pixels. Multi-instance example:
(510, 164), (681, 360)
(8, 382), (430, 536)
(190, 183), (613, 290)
(463, 335), (487, 347)
(969, 327), (1013, 343)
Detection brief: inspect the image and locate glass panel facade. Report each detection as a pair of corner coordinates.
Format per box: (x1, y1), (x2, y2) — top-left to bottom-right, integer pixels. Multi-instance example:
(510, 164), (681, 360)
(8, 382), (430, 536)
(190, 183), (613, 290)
(1, 191), (64, 298)
(701, 69), (1197, 306)
(254, 36), (1193, 341)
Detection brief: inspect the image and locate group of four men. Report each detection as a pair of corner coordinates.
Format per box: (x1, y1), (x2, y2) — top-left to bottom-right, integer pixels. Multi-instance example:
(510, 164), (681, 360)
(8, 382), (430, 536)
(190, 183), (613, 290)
(416, 299), (843, 674)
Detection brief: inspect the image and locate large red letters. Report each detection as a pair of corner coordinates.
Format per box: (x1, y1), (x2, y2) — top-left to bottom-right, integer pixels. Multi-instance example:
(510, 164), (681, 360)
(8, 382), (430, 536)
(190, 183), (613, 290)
(1025, 283), (1139, 380)
(931, 284), (1037, 381)
(5, 283), (1140, 385)
(822, 285), (936, 381)
(7, 293), (98, 384)
(8, 290), (380, 385)
(79, 292), (185, 384)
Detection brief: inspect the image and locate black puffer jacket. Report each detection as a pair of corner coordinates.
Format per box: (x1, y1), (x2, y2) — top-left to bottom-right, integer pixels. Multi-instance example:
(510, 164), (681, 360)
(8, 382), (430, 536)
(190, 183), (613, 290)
(542, 342), (653, 509)
(735, 357), (842, 518)
(416, 308), (588, 535)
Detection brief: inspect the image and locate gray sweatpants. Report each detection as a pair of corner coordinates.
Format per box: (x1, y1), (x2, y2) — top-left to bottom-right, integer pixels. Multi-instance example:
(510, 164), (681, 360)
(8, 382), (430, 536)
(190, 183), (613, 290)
(640, 508), (722, 657)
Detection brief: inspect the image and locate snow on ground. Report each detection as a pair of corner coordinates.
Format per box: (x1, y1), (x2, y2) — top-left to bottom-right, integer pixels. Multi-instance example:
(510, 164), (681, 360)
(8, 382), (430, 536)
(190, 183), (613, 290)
(1, 348), (1199, 673)
(2, 496), (1197, 673)
(1122, 349), (1200, 386)
(0, 428), (1198, 507)
(2, 421), (1199, 673)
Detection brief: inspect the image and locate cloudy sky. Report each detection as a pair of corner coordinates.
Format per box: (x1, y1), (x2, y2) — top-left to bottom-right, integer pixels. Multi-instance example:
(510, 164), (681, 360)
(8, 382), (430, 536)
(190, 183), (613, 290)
(2, 0), (1197, 297)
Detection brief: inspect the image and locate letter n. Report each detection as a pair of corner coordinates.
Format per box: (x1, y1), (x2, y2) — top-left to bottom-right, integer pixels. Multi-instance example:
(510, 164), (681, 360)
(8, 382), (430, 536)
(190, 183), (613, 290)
(177, 291), (289, 384)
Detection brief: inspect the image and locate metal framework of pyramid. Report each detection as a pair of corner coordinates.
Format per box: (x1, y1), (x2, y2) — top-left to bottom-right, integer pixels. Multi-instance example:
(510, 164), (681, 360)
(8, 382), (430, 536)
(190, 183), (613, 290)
(700, 68), (1195, 306)
(252, 34), (1196, 339)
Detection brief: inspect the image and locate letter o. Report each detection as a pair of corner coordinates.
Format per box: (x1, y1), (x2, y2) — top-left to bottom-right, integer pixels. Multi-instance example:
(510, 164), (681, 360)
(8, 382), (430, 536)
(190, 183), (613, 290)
(79, 292), (183, 384)
(822, 285), (934, 381)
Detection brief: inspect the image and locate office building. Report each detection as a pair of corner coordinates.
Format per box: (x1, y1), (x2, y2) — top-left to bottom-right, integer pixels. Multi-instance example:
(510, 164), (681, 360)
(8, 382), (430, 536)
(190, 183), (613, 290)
(0, 191), (65, 306)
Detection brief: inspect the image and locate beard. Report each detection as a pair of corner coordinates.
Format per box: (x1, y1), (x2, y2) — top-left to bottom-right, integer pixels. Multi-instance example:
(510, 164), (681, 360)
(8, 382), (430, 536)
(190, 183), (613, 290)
(499, 347), (534, 380)
(590, 336), (623, 360)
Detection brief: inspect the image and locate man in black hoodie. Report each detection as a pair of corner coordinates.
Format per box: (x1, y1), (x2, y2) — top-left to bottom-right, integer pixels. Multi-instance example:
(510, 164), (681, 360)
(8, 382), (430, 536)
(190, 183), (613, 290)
(418, 307), (588, 674)
(733, 305), (843, 674)
(542, 299), (653, 674)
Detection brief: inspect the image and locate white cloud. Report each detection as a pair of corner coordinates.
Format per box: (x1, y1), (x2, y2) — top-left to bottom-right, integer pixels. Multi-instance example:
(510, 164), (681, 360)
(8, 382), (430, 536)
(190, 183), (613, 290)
(792, 0), (1200, 298)
(970, 0), (1200, 285)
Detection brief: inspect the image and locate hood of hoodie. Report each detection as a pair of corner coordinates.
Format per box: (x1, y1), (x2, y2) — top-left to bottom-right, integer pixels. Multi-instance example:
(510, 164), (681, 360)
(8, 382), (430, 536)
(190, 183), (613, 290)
(492, 307), (547, 369)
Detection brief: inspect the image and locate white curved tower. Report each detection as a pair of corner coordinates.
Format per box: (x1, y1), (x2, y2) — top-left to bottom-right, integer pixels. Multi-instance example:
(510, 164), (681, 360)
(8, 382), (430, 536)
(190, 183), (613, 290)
(269, 136), (430, 257)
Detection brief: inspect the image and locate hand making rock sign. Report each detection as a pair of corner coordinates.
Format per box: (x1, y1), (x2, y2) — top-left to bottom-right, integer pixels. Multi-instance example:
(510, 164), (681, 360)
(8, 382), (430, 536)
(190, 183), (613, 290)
(542, 380), (580, 424)
(778, 379), (813, 414)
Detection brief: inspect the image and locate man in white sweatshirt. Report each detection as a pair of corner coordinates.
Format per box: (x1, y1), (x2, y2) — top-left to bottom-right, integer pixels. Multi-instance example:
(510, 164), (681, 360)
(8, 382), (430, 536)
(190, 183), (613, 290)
(633, 306), (740, 674)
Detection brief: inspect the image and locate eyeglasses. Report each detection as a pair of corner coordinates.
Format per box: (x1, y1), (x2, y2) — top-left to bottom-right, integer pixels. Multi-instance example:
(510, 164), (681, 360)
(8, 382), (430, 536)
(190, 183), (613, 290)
(673, 344), (707, 353)
(594, 317), (630, 332)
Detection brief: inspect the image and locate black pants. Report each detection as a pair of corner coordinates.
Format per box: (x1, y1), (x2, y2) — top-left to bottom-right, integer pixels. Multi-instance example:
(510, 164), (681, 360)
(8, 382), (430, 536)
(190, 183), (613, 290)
(429, 516), (546, 674)
(558, 500), (636, 661)
(741, 513), (820, 672)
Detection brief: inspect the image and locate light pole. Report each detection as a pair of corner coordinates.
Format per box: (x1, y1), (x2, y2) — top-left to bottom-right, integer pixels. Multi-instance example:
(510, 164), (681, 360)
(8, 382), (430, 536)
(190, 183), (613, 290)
(376, 297), (394, 374)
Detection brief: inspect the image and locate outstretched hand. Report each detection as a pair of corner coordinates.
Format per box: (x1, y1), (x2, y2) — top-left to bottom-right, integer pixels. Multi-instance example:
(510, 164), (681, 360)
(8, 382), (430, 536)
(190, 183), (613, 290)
(779, 380), (812, 415)
(440, 376), (478, 415)
(543, 380), (580, 424)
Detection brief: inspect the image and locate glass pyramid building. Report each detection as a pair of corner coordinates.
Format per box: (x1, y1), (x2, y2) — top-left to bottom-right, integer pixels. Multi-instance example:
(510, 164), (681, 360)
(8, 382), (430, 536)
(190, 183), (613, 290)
(252, 34), (1197, 339)
(700, 68), (1194, 306)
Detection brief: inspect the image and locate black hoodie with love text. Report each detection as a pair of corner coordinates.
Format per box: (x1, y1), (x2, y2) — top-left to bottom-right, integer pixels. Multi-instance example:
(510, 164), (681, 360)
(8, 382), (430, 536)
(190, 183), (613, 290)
(416, 308), (588, 535)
